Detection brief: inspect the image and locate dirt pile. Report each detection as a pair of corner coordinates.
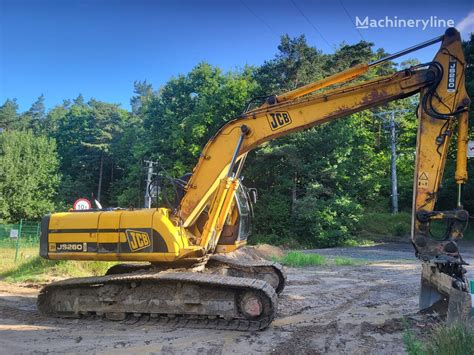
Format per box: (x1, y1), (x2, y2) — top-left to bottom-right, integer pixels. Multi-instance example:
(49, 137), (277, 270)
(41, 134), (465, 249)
(240, 244), (285, 260)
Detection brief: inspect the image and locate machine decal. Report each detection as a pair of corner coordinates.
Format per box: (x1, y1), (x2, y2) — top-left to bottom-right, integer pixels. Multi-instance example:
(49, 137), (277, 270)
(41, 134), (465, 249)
(418, 171), (429, 188)
(46, 227), (168, 254)
(266, 111), (292, 131)
(447, 57), (457, 93)
(125, 229), (152, 252)
(55, 242), (87, 252)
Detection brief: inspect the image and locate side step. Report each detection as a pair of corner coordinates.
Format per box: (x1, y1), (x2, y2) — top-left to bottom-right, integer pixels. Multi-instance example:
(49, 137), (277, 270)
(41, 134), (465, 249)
(37, 271), (278, 331)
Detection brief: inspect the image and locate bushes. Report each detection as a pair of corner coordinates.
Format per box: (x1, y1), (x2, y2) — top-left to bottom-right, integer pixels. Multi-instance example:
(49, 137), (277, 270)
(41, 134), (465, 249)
(358, 212), (411, 239)
(0, 131), (60, 222)
(250, 193), (363, 248)
(292, 195), (363, 248)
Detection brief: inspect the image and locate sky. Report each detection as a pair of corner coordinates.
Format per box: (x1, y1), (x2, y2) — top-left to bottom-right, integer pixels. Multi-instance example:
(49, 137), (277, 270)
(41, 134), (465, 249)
(0, 0), (473, 111)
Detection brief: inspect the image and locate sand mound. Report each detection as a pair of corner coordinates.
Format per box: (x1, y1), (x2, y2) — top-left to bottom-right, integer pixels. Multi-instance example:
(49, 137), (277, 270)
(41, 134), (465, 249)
(244, 244), (285, 260)
(215, 244), (284, 261)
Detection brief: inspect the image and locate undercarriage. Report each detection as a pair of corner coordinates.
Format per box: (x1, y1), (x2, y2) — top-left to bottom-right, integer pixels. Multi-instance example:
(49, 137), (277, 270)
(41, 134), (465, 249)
(37, 253), (286, 331)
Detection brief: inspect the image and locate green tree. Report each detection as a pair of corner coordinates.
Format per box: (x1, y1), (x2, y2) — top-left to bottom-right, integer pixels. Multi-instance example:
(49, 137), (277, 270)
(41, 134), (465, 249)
(0, 131), (60, 222)
(142, 62), (258, 176)
(51, 99), (128, 206)
(253, 35), (328, 95)
(18, 94), (46, 131)
(131, 80), (154, 115)
(0, 99), (19, 130)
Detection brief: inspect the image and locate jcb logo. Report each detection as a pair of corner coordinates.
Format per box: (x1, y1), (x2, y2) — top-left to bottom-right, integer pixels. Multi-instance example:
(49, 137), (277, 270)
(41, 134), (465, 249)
(267, 111), (292, 131)
(126, 229), (151, 252)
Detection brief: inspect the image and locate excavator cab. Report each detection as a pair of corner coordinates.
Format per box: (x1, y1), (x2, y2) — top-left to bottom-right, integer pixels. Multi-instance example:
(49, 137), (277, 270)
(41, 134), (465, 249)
(215, 184), (253, 252)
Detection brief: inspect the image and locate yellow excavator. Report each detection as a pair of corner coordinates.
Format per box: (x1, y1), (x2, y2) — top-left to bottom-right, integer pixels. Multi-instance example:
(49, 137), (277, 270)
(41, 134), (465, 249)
(38, 28), (471, 330)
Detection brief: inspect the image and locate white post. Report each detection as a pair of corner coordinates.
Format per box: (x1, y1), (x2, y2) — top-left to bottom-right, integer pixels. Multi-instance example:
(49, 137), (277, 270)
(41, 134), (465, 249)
(144, 160), (154, 208)
(389, 111), (398, 214)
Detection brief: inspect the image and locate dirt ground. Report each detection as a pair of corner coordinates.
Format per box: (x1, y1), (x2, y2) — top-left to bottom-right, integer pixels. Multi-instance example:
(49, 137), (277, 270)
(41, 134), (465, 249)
(1, 242), (474, 354)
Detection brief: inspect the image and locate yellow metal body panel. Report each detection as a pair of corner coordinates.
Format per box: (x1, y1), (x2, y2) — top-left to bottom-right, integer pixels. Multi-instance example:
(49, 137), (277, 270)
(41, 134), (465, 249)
(45, 208), (199, 262)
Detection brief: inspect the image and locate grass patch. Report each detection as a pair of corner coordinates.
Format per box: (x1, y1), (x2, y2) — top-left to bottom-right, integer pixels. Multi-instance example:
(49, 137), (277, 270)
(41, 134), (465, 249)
(403, 325), (425, 355)
(276, 251), (365, 267)
(425, 323), (474, 355)
(334, 257), (360, 266)
(404, 322), (474, 355)
(278, 251), (327, 267)
(1, 257), (117, 283)
(341, 239), (376, 247)
(0, 240), (39, 273)
(0, 240), (117, 283)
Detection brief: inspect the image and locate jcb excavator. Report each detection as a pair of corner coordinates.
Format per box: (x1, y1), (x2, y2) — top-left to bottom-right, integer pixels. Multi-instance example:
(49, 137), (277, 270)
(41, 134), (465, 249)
(38, 28), (471, 330)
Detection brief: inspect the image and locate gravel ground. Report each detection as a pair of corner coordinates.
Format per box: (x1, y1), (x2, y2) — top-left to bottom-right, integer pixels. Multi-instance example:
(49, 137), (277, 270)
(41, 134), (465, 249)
(306, 240), (474, 280)
(304, 242), (416, 261)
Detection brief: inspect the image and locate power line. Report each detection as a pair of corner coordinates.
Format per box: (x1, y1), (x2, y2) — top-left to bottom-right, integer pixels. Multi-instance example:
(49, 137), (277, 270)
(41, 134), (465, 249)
(338, 0), (365, 41)
(289, 0), (332, 50)
(239, 0), (279, 39)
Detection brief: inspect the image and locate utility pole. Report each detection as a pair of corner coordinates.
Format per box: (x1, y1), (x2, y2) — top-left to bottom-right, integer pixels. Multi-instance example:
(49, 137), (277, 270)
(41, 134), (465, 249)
(389, 112), (398, 214)
(144, 160), (155, 208)
(374, 109), (411, 214)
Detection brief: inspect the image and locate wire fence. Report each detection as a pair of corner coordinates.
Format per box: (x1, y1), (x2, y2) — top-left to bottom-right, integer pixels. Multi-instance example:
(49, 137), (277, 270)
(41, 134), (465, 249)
(0, 220), (40, 262)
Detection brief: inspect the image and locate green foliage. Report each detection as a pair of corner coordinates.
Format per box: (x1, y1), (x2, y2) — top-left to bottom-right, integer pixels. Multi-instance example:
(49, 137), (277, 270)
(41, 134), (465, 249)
(292, 195), (363, 247)
(425, 323), (474, 355)
(142, 63), (258, 176)
(278, 251), (326, 267)
(404, 323), (474, 355)
(358, 212), (412, 239)
(253, 35), (328, 94)
(341, 239), (375, 247)
(334, 257), (360, 266)
(277, 251), (363, 267)
(0, 99), (20, 130)
(403, 326), (425, 355)
(0, 131), (60, 221)
(1, 256), (116, 282)
(45, 98), (129, 206)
